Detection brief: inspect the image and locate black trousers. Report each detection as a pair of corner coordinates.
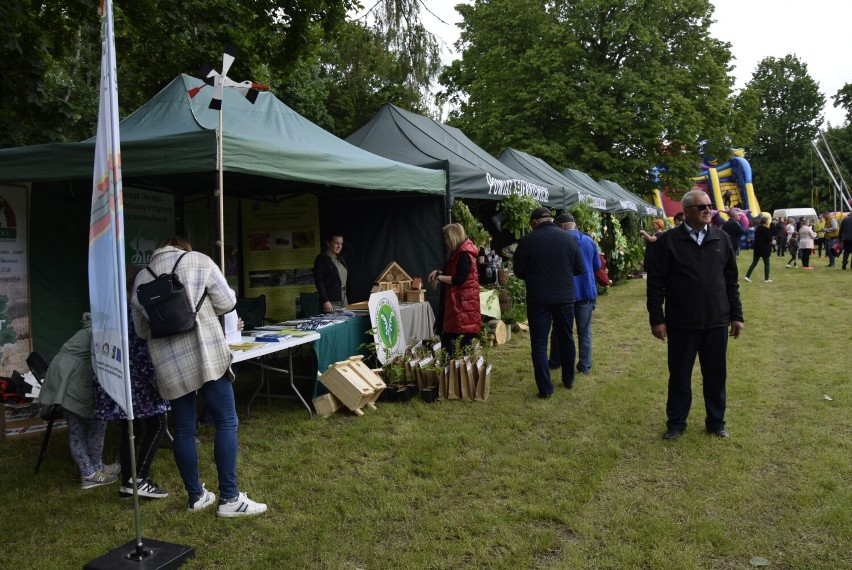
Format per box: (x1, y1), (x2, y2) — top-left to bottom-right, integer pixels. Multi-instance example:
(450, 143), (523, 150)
(120, 414), (167, 484)
(666, 326), (728, 432)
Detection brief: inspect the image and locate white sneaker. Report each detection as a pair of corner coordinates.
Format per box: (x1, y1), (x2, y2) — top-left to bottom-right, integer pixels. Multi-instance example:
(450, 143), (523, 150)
(765, 279), (773, 283)
(81, 469), (118, 490)
(785, 264), (791, 268)
(743, 277), (752, 282)
(216, 492), (268, 518)
(187, 485), (216, 511)
(120, 479), (169, 499)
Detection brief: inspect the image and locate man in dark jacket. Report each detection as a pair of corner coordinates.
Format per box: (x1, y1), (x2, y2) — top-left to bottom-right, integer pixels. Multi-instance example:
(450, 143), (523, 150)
(721, 214), (745, 257)
(839, 213), (852, 269)
(513, 207), (585, 398)
(646, 190), (744, 440)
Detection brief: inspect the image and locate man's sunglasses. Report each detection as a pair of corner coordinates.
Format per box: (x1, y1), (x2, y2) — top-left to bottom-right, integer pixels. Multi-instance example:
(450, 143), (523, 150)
(687, 204), (712, 211)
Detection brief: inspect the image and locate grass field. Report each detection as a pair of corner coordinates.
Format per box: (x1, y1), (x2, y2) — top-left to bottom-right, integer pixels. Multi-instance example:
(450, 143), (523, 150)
(1, 253), (849, 569)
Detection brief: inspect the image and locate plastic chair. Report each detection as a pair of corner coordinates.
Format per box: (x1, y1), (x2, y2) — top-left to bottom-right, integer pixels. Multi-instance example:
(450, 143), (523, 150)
(235, 294), (267, 329)
(27, 352), (62, 474)
(299, 292), (320, 318)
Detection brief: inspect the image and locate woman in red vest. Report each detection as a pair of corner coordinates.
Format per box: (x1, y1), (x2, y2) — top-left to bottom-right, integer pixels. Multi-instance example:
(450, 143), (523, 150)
(428, 223), (481, 357)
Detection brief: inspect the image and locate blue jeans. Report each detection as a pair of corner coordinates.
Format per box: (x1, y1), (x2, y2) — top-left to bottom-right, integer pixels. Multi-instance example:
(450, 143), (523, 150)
(826, 237), (838, 266)
(171, 374), (239, 501)
(549, 299), (595, 373)
(528, 303), (575, 395)
(574, 300), (595, 373)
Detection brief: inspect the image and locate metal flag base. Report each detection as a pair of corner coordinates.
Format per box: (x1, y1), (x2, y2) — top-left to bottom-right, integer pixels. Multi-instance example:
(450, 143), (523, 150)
(84, 538), (194, 570)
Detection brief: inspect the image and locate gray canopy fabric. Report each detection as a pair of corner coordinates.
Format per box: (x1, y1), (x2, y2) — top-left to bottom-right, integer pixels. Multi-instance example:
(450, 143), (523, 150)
(346, 104), (566, 208)
(496, 148), (583, 210)
(597, 179), (662, 216)
(0, 75), (446, 194)
(561, 168), (626, 213)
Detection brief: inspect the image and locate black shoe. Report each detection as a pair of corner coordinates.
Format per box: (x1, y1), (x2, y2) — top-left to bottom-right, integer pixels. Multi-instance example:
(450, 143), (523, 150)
(537, 392), (552, 399)
(707, 428), (730, 438)
(562, 381), (575, 389)
(663, 429), (685, 440)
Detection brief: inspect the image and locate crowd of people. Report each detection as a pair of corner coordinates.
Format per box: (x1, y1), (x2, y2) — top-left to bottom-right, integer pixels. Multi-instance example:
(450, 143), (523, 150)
(37, 201), (850, 511)
(40, 236), (267, 519)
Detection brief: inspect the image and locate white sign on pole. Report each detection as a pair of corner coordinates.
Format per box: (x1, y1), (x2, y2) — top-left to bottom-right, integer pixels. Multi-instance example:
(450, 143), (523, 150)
(368, 291), (406, 364)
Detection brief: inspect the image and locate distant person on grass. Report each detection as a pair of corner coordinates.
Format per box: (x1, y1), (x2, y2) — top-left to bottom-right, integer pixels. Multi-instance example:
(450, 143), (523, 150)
(513, 207), (585, 398)
(744, 216), (773, 283)
(548, 212), (602, 376)
(839, 213), (852, 270)
(797, 220), (817, 270)
(646, 190), (744, 440)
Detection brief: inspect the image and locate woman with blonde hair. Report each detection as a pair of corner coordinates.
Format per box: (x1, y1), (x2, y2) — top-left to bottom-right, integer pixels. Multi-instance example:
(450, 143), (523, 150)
(428, 223), (480, 357)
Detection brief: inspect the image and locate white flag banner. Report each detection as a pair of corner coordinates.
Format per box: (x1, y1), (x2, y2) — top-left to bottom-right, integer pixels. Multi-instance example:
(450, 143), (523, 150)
(88, 0), (133, 416)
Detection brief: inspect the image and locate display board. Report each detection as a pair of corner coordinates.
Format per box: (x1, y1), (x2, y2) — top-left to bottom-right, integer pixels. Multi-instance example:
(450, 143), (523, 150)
(242, 194), (320, 321)
(0, 185), (29, 375)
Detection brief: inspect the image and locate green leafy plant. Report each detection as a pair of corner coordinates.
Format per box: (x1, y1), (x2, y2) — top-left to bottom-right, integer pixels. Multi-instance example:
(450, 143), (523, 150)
(569, 202), (602, 239)
(498, 193), (541, 239)
(451, 200), (492, 248)
(501, 274), (527, 324)
(599, 213), (645, 283)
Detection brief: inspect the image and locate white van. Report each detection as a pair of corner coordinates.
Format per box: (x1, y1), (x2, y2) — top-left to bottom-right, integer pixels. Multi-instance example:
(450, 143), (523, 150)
(772, 207), (818, 225)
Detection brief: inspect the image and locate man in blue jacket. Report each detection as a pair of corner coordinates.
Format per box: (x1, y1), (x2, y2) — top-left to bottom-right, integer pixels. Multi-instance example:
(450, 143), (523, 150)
(514, 207), (586, 398)
(549, 213), (602, 376)
(646, 190), (744, 440)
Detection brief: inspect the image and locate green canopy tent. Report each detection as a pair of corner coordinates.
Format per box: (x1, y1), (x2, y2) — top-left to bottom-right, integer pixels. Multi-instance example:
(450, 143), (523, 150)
(597, 179), (661, 217)
(497, 147), (618, 212)
(0, 75), (448, 358)
(346, 104), (567, 209)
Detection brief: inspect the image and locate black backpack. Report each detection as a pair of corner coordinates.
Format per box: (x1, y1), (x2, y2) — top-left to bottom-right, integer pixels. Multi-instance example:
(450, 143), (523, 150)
(137, 252), (208, 339)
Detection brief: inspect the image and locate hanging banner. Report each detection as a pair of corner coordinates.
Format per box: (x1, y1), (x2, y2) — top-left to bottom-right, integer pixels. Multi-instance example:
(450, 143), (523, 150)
(0, 184), (30, 376)
(123, 188), (175, 266)
(87, 0), (132, 415)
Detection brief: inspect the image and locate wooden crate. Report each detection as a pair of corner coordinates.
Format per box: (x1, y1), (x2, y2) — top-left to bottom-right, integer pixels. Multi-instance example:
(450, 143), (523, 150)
(404, 289), (425, 303)
(345, 356), (386, 407)
(312, 393), (344, 418)
(319, 364), (375, 416)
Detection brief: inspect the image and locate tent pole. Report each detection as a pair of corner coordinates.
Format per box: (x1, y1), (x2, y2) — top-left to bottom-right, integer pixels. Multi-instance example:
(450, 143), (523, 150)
(216, 110), (226, 272)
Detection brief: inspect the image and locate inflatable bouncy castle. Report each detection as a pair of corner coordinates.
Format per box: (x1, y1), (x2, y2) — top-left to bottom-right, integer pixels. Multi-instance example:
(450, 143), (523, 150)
(692, 145), (769, 226)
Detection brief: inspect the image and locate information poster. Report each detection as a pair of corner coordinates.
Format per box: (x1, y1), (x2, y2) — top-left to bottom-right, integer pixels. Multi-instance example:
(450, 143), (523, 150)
(123, 188), (175, 266)
(0, 185), (30, 376)
(242, 195), (320, 321)
(184, 196), (240, 291)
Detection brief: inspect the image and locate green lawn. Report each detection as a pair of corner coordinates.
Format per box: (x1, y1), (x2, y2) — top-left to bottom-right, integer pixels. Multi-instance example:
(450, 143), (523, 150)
(1, 253), (849, 569)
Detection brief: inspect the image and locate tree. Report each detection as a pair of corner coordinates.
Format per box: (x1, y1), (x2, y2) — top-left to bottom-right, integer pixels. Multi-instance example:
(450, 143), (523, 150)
(439, 0), (742, 197)
(281, 15), (440, 137)
(0, 0), (356, 147)
(831, 83), (852, 126)
(744, 55), (825, 209)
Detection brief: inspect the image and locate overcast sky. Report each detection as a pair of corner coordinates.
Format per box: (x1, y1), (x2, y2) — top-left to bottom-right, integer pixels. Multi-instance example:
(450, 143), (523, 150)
(419, 0), (850, 128)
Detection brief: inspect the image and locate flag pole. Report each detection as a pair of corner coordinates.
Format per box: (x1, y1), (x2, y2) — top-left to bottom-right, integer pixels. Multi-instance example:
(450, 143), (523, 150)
(217, 108), (226, 272)
(85, 2), (194, 566)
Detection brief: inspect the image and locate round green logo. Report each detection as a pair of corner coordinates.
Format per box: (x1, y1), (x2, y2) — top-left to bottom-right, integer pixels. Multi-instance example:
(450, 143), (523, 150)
(377, 303), (399, 348)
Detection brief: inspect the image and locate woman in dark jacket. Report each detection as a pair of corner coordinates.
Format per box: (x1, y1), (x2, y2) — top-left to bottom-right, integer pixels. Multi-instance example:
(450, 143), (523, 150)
(428, 223), (480, 357)
(313, 233), (349, 313)
(745, 216), (773, 283)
